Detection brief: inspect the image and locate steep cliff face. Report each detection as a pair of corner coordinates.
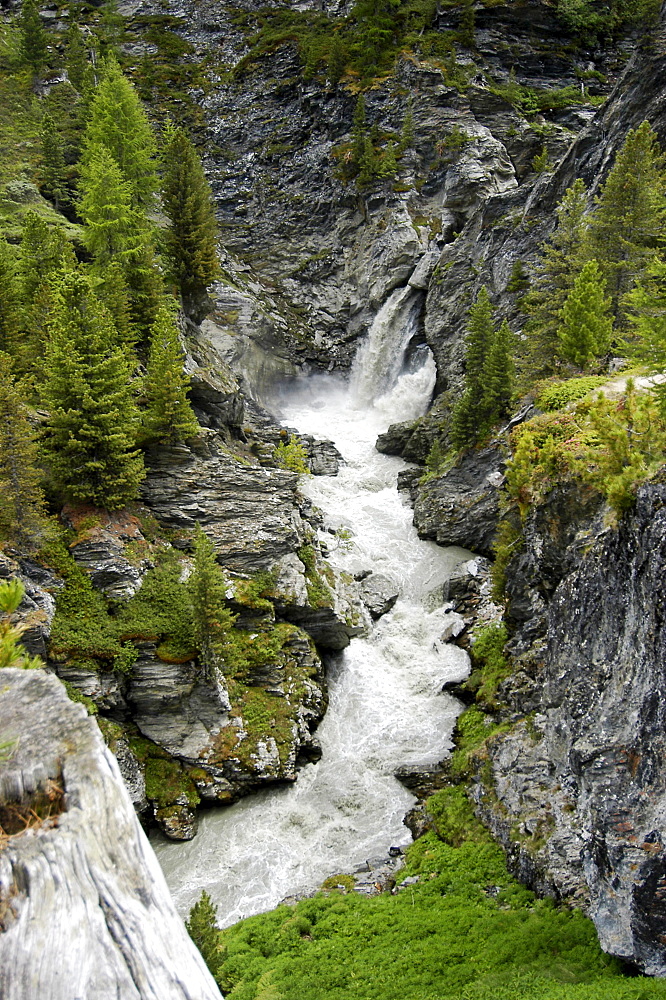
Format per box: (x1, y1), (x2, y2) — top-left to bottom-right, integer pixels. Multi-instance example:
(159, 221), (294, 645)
(466, 481), (666, 976)
(0, 669), (222, 1000)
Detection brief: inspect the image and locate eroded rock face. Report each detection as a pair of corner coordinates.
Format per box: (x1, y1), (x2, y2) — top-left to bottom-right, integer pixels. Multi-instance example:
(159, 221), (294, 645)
(473, 483), (666, 975)
(0, 670), (222, 1000)
(413, 447), (505, 558)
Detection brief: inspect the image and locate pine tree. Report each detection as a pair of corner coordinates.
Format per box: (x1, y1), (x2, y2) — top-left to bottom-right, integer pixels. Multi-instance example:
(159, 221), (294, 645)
(357, 135), (378, 186)
(558, 259), (613, 367)
(123, 238), (164, 344)
(0, 353), (47, 546)
(450, 287), (496, 450)
(78, 145), (140, 265)
(188, 524), (236, 680)
(186, 891), (222, 981)
(0, 241), (22, 359)
(40, 114), (70, 211)
(142, 301), (199, 444)
(82, 57), (158, 208)
(379, 140), (397, 179)
(327, 35), (347, 84)
(0, 579), (45, 670)
(66, 19), (89, 93)
(523, 179), (589, 371)
(95, 0), (124, 59)
(19, 0), (47, 72)
(20, 213), (74, 305)
(481, 318), (514, 427)
(586, 121), (666, 321)
(41, 272), (145, 509)
(161, 126), (219, 319)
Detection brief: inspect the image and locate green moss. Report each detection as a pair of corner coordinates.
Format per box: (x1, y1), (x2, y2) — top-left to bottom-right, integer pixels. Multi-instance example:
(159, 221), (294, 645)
(321, 873), (356, 893)
(426, 786), (492, 847)
(449, 706), (508, 780)
(144, 756), (200, 808)
(297, 544), (334, 609)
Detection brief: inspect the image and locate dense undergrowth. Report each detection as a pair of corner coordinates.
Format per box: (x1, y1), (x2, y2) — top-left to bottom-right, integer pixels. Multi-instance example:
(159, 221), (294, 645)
(189, 790), (666, 1000)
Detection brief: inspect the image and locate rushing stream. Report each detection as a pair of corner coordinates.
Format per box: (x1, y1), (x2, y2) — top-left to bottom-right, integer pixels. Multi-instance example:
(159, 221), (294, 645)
(153, 288), (471, 926)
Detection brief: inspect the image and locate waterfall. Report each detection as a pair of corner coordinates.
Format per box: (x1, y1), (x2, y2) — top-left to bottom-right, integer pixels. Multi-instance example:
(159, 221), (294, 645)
(152, 288), (471, 926)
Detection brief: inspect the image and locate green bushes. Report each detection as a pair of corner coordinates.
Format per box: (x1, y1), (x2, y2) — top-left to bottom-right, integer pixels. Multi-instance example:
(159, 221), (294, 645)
(189, 824), (666, 1000)
(536, 376), (609, 411)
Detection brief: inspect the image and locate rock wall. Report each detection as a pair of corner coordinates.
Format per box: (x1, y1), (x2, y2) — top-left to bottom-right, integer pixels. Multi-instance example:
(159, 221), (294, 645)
(468, 481), (666, 976)
(0, 669), (222, 1000)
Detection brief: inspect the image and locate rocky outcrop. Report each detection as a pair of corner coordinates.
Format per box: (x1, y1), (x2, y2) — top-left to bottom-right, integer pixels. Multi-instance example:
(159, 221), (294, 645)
(0, 669), (222, 1000)
(413, 447), (505, 558)
(467, 481), (666, 975)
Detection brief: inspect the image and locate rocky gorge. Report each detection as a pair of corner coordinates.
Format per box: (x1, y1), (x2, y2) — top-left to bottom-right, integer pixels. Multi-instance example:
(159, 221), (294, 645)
(2, 0), (666, 991)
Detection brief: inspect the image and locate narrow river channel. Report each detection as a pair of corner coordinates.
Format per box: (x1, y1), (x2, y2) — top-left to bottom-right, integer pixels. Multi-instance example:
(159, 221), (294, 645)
(153, 288), (471, 926)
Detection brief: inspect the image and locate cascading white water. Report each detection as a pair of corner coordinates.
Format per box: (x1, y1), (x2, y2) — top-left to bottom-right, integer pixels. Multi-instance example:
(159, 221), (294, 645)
(152, 289), (471, 926)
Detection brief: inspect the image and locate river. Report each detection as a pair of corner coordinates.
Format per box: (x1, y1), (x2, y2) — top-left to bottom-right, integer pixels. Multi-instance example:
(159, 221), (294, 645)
(152, 287), (471, 926)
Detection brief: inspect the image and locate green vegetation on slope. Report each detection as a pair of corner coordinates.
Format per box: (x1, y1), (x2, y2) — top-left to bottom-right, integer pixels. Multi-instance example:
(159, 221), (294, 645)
(188, 797), (666, 1000)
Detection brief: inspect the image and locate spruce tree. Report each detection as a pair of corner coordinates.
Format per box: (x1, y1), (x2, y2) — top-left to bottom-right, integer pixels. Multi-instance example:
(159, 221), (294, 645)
(0, 353), (47, 546)
(481, 318), (514, 427)
(586, 121), (666, 321)
(0, 241), (22, 359)
(450, 287), (495, 449)
(523, 179), (589, 370)
(19, 0), (47, 72)
(97, 259), (135, 348)
(66, 19), (89, 93)
(82, 57), (158, 208)
(351, 95), (367, 164)
(142, 301), (199, 444)
(188, 524), (236, 680)
(558, 259), (613, 367)
(625, 256), (666, 411)
(78, 145), (140, 265)
(20, 213), (73, 305)
(161, 126), (219, 319)
(41, 272), (145, 509)
(40, 114), (70, 211)
(123, 238), (164, 343)
(186, 891), (222, 981)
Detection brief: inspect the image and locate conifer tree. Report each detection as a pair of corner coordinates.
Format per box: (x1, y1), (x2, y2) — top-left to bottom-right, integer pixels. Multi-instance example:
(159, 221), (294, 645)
(625, 256), (666, 411)
(19, 0), (47, 72)
(586, 121), (666, 321)
(66, 19), (89, 93)
(450, 287), (495, 450)
(41, 272), (145, 509)
(124, 238), (164, 343)
(97, 259), (135, 348)
(78, 145), (140, 265)
(161, 126), (219, 319)
(142, 301), (199, 444)
(558, 259), (613, 367)
(188, 524), (236, 679)
(523, 179), (589, 369)
(0, 241), (22, 359)
(380, 140), (397, 178)
(327, 35), (347, 84)
(481, 318), (514, 427)
(398, 97), (414, 153)
(40, 114), (70, 211)
(0, 353), (47, 546)
(20, 213), (74, 305)
(82, 57), (158, 208)
(186, 891), (222, 981)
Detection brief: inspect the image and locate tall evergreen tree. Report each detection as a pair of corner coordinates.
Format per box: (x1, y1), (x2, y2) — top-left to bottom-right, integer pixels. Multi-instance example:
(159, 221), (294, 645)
(82, 57), (158, 208)
(142, 301), (199, 444)
(78, 145), (140, 265)
(481, 318), (514, 427)
(97, 259), (135, 348)
(66, 19), (89, 93)
(523, 179), (589, 370)
(586, 121), (666, 321)
(625, 256), (666, 412)
(41, 273), (145, 509)
(124, 237), (164, 342)
(186, 891), (222, 981)
(451, 287), (496, 450)
(40, 113), (70, 211)
(0, 353), (47, 546)
(19, 0), (47, 72)
(0, 241), (22, 359)
(20, 213), (74, 305)
(161, 126), (219, 319)
(558, 259), (613, 367)
(188, 524), (236, 680)
(351, 94), (367, 163)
